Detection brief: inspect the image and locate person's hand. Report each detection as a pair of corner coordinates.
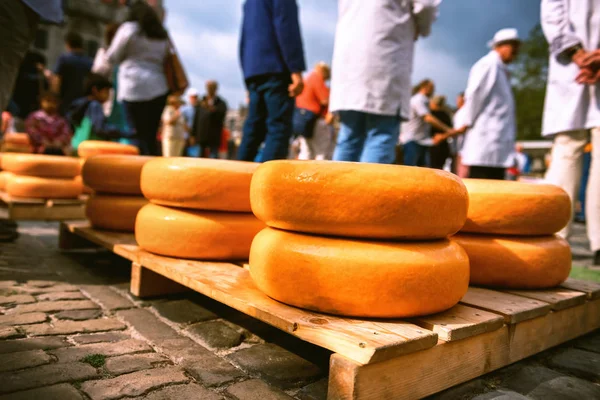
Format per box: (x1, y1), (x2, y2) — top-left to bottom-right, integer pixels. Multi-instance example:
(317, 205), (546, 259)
(289, 73), (304, 97)
(576, 67), (600, 85)
(433, 133), (448, 145)
(577, 49), (600, 69)
(572, 49), (590, 68)
(455, 125), (469, 135)
(325, 113), (335, 125)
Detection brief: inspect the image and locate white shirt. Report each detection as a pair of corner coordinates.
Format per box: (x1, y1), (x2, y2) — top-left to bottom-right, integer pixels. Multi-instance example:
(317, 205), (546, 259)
(330, 0), (440, 118)
(460, 51), (516, 167)
(541, 0), (600, 136)
(401, 92), (431, 144)
(452, 107), (467, 153)
(161, 106), (186, 140)
(106, 22), (169, 102)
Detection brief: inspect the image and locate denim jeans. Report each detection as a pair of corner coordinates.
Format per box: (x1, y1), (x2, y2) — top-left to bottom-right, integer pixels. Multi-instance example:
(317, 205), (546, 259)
(238, 74), (295, 162)
(333, 111), (400, 164)
(293, 108), (318, 138)
(403, 141), (429, 167)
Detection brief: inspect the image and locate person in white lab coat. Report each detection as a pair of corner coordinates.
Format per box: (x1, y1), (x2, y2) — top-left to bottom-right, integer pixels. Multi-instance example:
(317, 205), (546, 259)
(330, 0), (441, 164)
(541, 0), (600, 264)
(445, 28), (520, 180)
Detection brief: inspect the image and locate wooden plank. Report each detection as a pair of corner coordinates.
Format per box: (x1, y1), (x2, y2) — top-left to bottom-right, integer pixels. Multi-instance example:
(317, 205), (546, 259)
(73, 226), (136, 251)
(560, 278), (600, 300)
(504, 288), (587, 311)
(59, 222), (95, 250)
(9, 203), (85, 221)
(130, 263), (188, 297)
(410, 304), (504, 342)
(113, 244), (438, 365)
(460, 287), (551, 324)
(329, 299), (600, 400)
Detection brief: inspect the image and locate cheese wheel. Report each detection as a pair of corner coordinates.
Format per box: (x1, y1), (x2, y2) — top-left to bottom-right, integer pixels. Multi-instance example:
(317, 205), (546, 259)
(141, 158), (259, 212)
(3, 133), (31, 146)
(1, 154), (81, 178)
(0, 143), (33, 153)
(6, 175), (82, 199)
(135, 203), (265, 260)
(87, 195), (148, 232)
(250, 228), (470, 318)
(453, 234), (571, 289)
(0, 171), (13, 191)
(251, 160), (469, 240)
(462, 179), (571, 236)
(78, 141), (139, 158)
(83, 155), (153, 195)
(74, 176), (93, 194)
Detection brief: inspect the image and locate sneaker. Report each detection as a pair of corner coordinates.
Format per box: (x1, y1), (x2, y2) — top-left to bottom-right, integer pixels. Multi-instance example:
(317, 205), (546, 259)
(594, 250), (600, 266)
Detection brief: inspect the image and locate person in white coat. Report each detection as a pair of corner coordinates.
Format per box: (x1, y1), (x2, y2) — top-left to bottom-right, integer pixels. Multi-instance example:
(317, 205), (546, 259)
(541, 0), (600, 265)
(330, 0), (441, 164)
(445, 28), (520, 180)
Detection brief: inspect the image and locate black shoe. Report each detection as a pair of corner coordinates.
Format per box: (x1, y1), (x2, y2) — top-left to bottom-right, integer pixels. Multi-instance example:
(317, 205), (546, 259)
(594, 251), (600, 266)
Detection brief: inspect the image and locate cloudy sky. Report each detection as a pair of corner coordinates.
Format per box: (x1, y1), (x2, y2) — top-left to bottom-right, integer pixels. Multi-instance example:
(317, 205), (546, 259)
(165, 1), (541, 108)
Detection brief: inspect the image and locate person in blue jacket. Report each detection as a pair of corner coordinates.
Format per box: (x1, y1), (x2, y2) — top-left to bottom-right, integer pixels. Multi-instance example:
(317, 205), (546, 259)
(238, 0), (306, 162)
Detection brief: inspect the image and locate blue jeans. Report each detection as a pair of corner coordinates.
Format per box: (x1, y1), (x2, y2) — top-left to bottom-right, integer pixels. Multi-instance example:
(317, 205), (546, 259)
(293, 108), (318, 138)
(403, 141), (429, 167)
(238, 74), (295, 162)
(333, 111), (400, 164)
(577, 151), (592, 221)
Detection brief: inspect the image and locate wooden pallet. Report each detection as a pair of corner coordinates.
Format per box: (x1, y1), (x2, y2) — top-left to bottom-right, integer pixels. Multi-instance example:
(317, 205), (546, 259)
(0, 191), (86, 221)
(59, 222), (600, 400)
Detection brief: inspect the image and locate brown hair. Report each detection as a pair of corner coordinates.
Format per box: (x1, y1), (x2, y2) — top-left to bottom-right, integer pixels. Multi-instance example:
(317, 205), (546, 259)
(412, 79), (432, 95)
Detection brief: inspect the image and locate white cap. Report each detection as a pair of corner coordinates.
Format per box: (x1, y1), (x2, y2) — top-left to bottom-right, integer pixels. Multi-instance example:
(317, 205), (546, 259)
(187, 88), (199, 97)
(488, 28), (520, 48)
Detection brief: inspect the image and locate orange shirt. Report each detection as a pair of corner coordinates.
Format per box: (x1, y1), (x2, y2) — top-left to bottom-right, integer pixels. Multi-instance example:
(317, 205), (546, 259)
(295, 72), (329, 116)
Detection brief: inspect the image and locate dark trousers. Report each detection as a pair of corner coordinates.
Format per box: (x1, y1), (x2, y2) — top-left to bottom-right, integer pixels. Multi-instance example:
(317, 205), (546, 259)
(0, 0), (39, 113)
(429, 141), (450, 170)
(469, 166), (506, 180)
(124, 93), (168, 156)
(238, 74), (294, 162)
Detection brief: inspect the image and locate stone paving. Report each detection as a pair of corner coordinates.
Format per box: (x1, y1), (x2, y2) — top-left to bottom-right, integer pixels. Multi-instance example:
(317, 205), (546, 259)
(0, 221), (597, 400)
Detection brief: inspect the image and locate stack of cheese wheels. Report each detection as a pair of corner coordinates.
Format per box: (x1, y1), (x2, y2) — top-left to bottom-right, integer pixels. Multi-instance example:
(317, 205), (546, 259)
(1, 154), (82, 199)
(136, 158), (264, 260)
(1, 133), (33, 153)
(454, 179), (572, 289)
(249, 161), (471, 318)
(82, 155), (153, 232)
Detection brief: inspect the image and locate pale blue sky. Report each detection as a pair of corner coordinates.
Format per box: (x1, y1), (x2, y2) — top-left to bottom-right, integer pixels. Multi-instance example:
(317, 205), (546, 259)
(165, 0), (540, 108)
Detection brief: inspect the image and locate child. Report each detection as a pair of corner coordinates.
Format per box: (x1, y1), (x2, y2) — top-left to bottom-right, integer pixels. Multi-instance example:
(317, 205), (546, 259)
(68, 73), (131, 153)
(25, 92), (72, 155)
(161, 95), (188, 157)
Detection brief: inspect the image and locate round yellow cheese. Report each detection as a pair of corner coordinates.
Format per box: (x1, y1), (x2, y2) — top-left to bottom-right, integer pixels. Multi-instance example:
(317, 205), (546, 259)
(5, 175), (82, 199)
(141, 158), (259, 212)
(78, 141), (139, 158)
(453, 234), (571, 289)
(1, 154), (81, 178)
(135, 203), (265, 260)
(462, 179), (571, 236)
(82, 155), (153, 195)
(250, 228), (470, 318)
(251, 160), (469, 240)
(87, 195), (148, 232)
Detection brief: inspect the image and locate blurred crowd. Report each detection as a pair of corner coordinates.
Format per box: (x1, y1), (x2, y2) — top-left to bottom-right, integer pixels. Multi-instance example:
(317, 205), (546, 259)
(2, 0), (600, 261)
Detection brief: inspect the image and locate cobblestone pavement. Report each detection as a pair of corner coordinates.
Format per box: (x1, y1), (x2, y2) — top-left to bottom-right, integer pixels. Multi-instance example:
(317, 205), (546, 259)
(0, 221), (598, 400)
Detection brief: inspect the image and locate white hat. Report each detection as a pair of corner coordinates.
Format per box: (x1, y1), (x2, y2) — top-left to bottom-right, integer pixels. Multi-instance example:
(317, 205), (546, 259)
(488, 28), (520, 48)
(187, 88), (199, 97)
